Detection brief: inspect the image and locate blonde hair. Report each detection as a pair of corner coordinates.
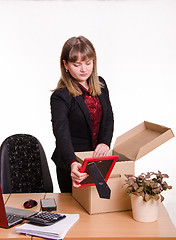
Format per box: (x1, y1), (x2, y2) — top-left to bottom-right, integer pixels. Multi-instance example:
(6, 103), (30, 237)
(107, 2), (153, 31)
(54, 36), (104, 97)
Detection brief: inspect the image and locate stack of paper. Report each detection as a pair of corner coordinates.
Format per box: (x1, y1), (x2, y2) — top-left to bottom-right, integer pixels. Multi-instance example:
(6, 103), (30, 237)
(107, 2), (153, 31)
(15, 214), (79, 240)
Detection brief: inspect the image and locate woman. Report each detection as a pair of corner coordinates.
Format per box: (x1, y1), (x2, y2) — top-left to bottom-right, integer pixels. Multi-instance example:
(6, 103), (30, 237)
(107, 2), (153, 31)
(51, 36), (114, 193)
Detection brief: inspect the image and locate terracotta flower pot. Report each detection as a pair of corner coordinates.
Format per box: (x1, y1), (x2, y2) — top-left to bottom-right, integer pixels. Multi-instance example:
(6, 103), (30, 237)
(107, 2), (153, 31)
(131, 194), (160, 222)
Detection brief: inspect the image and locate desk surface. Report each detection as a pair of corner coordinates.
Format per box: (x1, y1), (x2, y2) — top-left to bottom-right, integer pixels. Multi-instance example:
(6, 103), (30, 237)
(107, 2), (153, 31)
(1, 193), (176, 240)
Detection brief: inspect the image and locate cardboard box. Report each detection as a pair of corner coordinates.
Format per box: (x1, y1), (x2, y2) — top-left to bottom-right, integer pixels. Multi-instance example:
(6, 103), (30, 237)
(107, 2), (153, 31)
(72, 121), (174, 214)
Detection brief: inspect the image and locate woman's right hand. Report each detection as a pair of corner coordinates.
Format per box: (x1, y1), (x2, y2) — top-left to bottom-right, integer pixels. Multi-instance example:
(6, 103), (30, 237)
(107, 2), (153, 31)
(70, 161), (88, 188)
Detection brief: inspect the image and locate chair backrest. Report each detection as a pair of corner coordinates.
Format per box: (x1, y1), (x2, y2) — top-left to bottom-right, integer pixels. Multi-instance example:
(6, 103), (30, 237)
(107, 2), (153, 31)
(0, 134), (53, 194)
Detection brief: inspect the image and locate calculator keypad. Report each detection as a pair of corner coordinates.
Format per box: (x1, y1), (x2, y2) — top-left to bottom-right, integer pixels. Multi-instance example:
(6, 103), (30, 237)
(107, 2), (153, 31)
(25, 212), (66, 226)
(33, 212), (64, 222)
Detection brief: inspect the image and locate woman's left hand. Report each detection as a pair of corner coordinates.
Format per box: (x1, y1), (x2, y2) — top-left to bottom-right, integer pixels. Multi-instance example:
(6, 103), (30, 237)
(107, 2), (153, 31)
(93, 143), (109, 157)
(70, 161), (88, 188)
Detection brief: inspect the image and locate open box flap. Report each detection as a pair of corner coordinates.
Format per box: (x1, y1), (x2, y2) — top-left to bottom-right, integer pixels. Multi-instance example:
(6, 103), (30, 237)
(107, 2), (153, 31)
(113, 121), (174, 161)
(136, 128), (174, 160)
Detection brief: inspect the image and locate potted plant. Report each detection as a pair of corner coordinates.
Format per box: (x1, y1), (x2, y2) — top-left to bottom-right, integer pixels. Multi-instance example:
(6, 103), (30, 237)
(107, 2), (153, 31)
(124, 170), (172, 222)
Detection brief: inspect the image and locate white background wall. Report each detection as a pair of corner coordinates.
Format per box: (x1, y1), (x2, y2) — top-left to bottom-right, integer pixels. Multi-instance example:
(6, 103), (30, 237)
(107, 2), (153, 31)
(0, 0), (176, 226)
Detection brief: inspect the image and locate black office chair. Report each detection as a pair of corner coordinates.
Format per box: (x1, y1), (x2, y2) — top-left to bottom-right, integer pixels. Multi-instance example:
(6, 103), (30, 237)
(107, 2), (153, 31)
(0, 134), (53, 194)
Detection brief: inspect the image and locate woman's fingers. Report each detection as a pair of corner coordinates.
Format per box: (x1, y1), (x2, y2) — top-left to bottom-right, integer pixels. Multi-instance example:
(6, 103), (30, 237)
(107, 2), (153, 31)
(70, 161), (88, 187)
(93, 143), (109, 157)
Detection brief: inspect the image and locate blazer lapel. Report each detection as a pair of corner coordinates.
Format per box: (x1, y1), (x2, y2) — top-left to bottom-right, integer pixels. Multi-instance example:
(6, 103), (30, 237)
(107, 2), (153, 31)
(75, 95), (93, 137)
(98, 93), (106, 117)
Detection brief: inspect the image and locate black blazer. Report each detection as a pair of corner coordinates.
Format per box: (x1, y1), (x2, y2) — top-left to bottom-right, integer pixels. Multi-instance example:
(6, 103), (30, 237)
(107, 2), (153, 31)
(50, 77), (114, 170)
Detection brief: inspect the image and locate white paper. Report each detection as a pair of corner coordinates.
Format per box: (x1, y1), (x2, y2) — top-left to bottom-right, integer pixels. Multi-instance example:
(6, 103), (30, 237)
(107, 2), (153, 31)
(15, 214), (79, 240)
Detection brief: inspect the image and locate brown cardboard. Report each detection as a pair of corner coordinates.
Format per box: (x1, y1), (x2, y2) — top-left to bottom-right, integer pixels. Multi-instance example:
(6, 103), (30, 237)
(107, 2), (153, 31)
(73, 156), (134, 214)
(72, 121), (174, 214)
(113, 121), (174, 161)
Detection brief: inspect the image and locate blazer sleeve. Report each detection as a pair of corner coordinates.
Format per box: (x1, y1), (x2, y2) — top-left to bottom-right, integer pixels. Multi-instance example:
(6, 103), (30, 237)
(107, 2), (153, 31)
(98, 77), (114, 147)
(50, 88), (77, 169)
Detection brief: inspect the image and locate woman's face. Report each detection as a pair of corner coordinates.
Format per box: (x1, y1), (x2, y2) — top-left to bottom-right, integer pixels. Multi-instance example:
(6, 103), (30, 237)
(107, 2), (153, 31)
(63, 54), (94, 83)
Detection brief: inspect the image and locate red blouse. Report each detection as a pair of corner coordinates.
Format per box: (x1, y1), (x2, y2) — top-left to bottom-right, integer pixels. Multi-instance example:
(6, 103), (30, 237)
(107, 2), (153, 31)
(79, 84), (102, 149)
(69, 84), (103, 169)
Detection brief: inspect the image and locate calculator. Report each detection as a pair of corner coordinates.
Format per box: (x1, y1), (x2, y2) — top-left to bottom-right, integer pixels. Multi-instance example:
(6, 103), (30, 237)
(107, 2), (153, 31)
(23, 211), (66, 226)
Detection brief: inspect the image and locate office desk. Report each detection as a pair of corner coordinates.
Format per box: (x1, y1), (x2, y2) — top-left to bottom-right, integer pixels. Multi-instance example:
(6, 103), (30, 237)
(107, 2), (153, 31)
(1, 193), (176, 240)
